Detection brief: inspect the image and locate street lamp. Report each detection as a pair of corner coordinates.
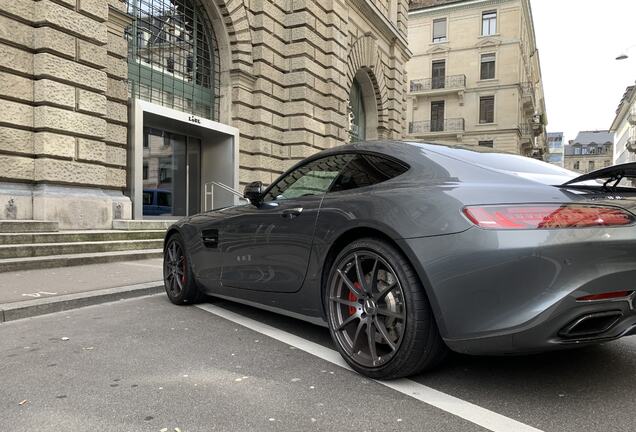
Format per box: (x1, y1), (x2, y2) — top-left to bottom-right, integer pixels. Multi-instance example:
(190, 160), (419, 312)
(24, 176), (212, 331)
(616, 45), (636, 61)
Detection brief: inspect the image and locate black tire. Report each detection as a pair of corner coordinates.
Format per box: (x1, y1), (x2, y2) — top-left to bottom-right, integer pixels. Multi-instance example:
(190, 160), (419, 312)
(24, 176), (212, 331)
(325, 237), (447, 379)
(163, 233), (205, 305)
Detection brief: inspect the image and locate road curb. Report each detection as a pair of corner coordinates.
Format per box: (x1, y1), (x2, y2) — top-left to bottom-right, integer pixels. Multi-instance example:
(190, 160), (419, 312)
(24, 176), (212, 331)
(0, 281), (164, 323)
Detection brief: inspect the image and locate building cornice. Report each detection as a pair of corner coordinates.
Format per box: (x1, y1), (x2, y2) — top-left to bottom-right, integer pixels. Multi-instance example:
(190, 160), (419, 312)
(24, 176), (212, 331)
(409, 0), (511, 16)
(352, 0), (412, 56)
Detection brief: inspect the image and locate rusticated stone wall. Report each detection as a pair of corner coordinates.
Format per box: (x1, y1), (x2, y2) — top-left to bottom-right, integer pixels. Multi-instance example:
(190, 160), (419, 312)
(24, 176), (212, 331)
(0, 0), (131, 227)
(215, 0), (411, 187)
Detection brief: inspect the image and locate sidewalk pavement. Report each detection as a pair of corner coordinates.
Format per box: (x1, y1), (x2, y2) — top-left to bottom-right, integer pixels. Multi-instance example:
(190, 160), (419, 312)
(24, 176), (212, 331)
(0, 259), (165, 322)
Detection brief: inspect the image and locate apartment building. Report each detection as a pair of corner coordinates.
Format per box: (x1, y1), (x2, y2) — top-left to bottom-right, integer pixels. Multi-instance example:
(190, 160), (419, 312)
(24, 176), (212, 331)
(564, 131), (613, 174)
(610, 84), (636, 167)
(546, 132), (564, 167)
(406, 0), (548, 156)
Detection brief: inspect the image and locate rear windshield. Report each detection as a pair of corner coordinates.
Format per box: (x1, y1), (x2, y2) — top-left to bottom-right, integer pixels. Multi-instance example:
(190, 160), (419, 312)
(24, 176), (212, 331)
(447, 149), (577, 176)
(425, 145), (582, 185)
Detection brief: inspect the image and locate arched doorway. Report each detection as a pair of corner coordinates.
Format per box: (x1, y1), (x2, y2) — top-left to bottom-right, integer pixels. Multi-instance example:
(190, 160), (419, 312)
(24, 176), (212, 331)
(125, 0), (220, 121)
(348, 69), (380, 142)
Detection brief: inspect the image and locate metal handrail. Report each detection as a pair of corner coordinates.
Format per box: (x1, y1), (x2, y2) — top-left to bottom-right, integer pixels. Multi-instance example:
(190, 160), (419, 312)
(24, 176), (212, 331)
(204, 181), (246, 211)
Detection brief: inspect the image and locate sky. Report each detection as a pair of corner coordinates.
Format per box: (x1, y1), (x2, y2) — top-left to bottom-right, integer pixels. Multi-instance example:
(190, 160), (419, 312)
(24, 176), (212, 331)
(531, 0), (636, 143)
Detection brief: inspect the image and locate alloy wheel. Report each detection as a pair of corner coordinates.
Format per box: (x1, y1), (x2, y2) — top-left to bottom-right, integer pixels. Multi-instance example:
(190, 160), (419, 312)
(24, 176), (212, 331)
(164, 240), (186, 297)
(328, 251), (407, 368)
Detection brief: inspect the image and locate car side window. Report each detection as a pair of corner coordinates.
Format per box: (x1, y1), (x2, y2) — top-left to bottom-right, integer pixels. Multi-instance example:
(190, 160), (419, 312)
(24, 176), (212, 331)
(263, 154), (354, 202)
(329, 154), (409, 193)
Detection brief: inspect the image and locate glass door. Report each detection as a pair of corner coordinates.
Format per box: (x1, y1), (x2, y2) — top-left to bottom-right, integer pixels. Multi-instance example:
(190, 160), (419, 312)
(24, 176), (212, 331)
(187, 137), (201, 216)
(142, 127), (201, 217)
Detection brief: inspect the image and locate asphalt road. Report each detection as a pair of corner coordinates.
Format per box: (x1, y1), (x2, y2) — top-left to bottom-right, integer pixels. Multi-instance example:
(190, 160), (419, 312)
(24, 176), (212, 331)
(1, 295), (635, 432)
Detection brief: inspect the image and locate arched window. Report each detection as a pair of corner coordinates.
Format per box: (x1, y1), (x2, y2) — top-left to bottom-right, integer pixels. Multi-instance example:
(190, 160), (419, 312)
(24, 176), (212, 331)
(349, 78), (367, 142)
(125, 0), (220, 120)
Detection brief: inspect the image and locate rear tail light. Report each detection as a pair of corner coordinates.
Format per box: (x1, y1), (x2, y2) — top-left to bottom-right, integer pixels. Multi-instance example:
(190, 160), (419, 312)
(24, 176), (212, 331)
(577, 291), (633, 301)
(463, 205), (635, 230)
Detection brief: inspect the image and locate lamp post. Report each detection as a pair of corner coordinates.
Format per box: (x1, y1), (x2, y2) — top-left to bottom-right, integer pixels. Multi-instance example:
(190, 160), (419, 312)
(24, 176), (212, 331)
(616, 45), (636, 61)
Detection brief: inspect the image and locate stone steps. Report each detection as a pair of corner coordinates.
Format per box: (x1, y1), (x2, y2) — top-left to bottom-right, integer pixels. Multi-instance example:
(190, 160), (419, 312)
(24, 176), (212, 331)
(0, 222), (167, 272)
(0, 230), (166, 245)
(0, 249), (163, 273)
(0, 239), (164, 259)
(113, 219), (177, 230)
(0, 220), (59, 233)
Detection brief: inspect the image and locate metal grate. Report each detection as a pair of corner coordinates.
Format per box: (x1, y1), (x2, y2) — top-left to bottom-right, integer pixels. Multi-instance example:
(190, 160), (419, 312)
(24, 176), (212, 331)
(125, 0), (220, 120)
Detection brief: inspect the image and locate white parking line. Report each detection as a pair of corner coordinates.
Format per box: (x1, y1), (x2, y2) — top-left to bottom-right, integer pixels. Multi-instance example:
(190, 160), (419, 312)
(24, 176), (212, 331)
(196, 303), (544, 432)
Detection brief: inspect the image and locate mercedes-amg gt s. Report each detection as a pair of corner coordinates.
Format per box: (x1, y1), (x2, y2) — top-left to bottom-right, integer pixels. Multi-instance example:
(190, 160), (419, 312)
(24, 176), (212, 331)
(163, 141), (636, 379)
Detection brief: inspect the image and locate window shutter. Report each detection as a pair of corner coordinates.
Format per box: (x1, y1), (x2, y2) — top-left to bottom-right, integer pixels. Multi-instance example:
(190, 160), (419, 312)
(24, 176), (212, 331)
(480, 53), (496, 80)
(480, 96), (495, 123)
(433, 18), (447, 41)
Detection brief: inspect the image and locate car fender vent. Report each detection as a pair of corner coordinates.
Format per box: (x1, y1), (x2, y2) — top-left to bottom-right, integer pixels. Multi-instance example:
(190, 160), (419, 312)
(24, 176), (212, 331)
(201, 229), (218, 248)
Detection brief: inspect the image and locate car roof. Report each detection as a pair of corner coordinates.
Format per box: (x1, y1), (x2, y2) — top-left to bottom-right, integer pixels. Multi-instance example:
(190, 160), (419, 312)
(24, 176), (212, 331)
(310, 140), (579, 186)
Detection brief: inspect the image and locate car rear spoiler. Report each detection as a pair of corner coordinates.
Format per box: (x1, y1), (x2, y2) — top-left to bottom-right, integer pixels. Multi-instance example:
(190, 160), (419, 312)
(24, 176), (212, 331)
(561, 162), (636, 187)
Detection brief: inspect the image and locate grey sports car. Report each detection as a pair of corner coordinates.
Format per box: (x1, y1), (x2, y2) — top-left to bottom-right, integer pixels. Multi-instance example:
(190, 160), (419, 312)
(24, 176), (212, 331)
(163, 141), (636, 379)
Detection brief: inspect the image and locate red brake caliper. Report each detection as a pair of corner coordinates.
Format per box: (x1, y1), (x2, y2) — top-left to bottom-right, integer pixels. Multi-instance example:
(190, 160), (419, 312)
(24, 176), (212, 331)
(180, 257), (187, 284)
(348, 282), (362, 315)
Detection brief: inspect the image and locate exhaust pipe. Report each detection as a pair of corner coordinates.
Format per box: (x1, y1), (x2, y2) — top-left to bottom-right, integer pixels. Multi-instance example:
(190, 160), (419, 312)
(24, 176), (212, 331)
(559, 311), (623, 338)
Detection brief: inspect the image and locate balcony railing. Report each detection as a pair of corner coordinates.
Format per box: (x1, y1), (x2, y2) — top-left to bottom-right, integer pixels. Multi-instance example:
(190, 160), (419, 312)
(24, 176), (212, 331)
(410, 75), (466, 93)
(409, 118), (465, 134)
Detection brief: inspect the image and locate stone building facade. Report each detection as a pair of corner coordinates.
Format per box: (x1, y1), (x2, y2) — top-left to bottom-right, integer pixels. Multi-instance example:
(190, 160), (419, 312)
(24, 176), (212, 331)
(406, 0), (547, 156)
(0, 0), (411, 229)
(610, 84), (636, 167)
(564, 131), (613, 174)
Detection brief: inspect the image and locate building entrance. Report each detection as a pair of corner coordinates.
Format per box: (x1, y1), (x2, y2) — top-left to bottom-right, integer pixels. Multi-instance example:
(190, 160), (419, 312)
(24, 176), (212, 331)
(142, 127), (201, 217)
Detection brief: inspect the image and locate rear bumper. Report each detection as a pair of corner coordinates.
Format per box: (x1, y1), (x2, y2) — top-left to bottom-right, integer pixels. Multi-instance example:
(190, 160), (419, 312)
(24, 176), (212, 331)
(400, 226), (636, 355)
(444, 299), (636, 355)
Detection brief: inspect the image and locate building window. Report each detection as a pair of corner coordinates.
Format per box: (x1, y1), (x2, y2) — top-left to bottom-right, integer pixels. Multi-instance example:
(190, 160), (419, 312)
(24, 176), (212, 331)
(482, 11), (497, 36)
(574, 161), (580, 170)
(479, 96), (495, 123)
(604, 160), (611, 167)
(431, 60), (446, 89)
(432, 18), (447, 43)
(349, 78), (366, 142)
(588, 161), (595, 171)
(480, 53), (496, 80)
(125, 0), (220, 120)
(142, 163), (148, 180)
(574, 146), (581, 155)
(430, 101), (445, 132)
(478, 140), (494, 148)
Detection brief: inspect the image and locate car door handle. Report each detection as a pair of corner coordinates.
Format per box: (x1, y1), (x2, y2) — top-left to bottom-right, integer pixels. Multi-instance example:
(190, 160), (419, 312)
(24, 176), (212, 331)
(281, 207), (303, 219)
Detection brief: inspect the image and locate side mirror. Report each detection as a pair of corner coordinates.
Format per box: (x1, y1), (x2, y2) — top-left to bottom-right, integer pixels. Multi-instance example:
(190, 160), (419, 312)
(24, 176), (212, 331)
(243, 181), (263, 205)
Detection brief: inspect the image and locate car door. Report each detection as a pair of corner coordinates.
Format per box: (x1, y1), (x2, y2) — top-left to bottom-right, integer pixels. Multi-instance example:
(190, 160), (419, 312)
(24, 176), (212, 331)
(220, 154), (354, 293)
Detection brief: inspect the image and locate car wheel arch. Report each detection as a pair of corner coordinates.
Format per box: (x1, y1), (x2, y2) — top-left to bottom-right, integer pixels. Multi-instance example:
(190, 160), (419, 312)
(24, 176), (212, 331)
(318, 227), (445, 335)
(164, 228), (180, 247)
